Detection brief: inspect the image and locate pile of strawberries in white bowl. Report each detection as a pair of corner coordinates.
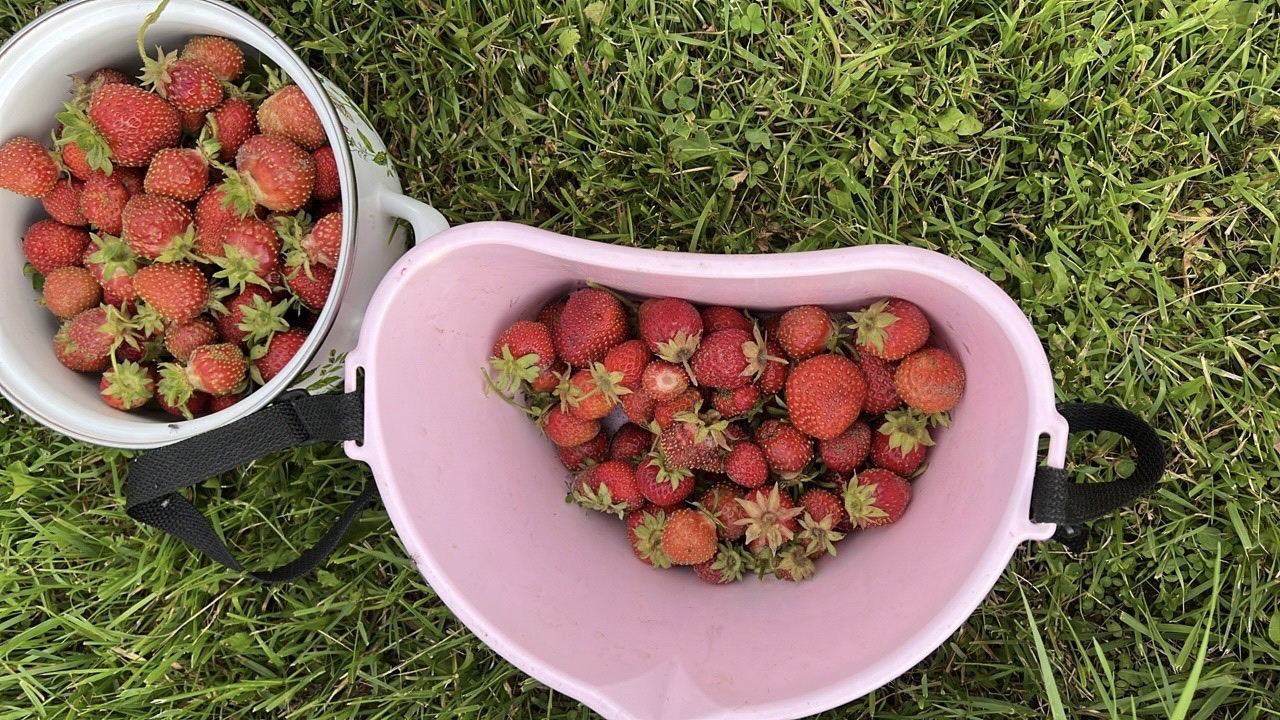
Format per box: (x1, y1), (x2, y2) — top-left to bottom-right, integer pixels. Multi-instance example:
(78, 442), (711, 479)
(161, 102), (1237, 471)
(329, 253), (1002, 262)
(0, 9), (342, 419)
(488, 286), (966, 584)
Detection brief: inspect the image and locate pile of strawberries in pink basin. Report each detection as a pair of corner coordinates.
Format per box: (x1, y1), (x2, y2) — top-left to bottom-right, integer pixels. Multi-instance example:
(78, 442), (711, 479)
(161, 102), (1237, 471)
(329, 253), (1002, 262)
(0, 9), (343, 419)
(487, 287), (966, 584)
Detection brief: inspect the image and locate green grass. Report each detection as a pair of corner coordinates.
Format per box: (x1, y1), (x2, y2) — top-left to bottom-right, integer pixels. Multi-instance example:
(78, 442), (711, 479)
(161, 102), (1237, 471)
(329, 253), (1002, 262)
(3, 0), (1280, 717)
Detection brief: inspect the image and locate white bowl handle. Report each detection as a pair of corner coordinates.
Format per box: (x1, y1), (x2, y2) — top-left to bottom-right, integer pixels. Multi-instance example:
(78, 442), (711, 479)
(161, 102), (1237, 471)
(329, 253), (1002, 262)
(377, 187), (449, 245)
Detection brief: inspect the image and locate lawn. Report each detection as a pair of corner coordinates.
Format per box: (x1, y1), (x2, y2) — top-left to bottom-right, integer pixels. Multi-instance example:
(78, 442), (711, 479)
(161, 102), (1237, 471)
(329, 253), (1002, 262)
(2, 0), (1279, 717)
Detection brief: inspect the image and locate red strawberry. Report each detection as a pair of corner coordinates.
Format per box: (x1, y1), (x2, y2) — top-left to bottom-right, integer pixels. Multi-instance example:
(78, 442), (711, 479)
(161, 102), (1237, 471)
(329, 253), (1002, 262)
(223, 134), (316, 214)
(637, 297), (703, 364)
(41, 179), (87, 226)
(758, 339), (788, 395)
(301, 212), (342, 268)
(207, 96), (257, 163)
(557, 431), (610, 471)
(571, 460), (643, 517)
(818, 421), (872, 473)
(776, 305), (835, 360)
(871, 429), (927, 477)
(257, 85), (327, 151)
(213, 285), (282, 346)
(658, 415), (727, 472)
(211, 217), (282, 291)
(609, 423), (654, 462)
(652, 389), (700, 430)
(797, 488), (847, 557)
(59, 140), (95, 182)
(620, 389), (657, 426)
(553, 288), (629, 367)
(785, 353), (867, 440)
(73, 83), (182, 169)
(53, 323), (109, 373)
(133, 262), (207, 323)
(42, 266), (101, 319)
(626, 508), (672, 568)
(180, 36), (244, 82)
(858, 353), (903, 414)
(144, 147), (210, 202)
(208, 394), (243, 413)
(138, 39), (223, 113)
(725, 441), (769, 489)
(773, 542), (818, 582)
(689, 328), (753, 389)
(311, 146), (340, 202)
(562, 367), (622, 421)
(99, 361), (156, 411)
(531, 360), (567, 394)
(285, 260), (335, 310)
(23, 220), (90, 275)
(712, 383), (759, 418)
(640, 360), (689, 401)
(194, 185), (242, 255)
(121, 194), (195, 261)
(83, 234), (139, 303)
(79, 171), (130, 235)
(850, 298), (931, 361)
(895, 348), (965, 413)
(635, 454), (695, 506)
(66, 307), (116, 361)
(699, 482), (748, 541)
(661, 509), (717, 565)
(700, 305), (752, 334)
(155, 378), (210, 419)
(872, 408), (934, 476)
(179, 109), (205, 135)
(754, 419), (813, 476)
(248, 327), (308, 384)
(844, 468), (912, 528)
(0, 136), (58, 198)
(542, 406), (600, 447)
(164, 317), (220, 362)
(489, 320), (557, 394)
(604, 339), (650, 391)
(735, 485), (804, 553)
(116, 167), (146, 196)
(693, 543), (748, 584)
(537, 298), (566, 336)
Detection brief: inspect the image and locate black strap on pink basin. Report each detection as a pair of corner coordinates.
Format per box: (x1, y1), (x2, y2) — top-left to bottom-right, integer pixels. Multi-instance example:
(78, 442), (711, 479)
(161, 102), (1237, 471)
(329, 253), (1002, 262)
(125, 392), (1165, 583)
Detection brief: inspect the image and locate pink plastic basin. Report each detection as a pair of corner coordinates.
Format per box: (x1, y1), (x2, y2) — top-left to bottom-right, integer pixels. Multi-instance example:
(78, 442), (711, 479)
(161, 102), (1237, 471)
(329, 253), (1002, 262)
(341, 219), (1070, 719)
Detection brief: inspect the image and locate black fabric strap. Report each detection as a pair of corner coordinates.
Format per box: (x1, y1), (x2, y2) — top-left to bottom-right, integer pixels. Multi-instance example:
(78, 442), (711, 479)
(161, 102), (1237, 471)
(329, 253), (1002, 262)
(1031, 402), (1165, 551)
(125, 389), (370, 584)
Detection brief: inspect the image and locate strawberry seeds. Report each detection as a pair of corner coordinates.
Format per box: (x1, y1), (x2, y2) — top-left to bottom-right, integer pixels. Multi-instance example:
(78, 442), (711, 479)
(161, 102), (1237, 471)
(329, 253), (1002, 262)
(488, 289), (967, 584)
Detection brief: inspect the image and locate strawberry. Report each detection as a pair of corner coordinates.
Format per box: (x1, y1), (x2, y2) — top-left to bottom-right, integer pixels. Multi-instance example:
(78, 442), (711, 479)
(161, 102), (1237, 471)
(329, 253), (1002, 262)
(620, 389), (657, 425)
(99, 361), (156, 411)
(284, 260), (335, 310)
(818, 421), (871, 474)
(562, 366), (624, 421)
(699, 482), (748, 541)
(207, 96), (257, 163)
(138, 20), (224, 113)
(635, 453), (695, 506)
(121, 194), (195, 261)
(700, 305), (753, 334)
(115, 167), (146, 196)
(895, 347), (965, 413)
(725, 441), (769, 489)
(61, 83), (182, 170)
(712, 383), (759, 418)
(785, 353), (867, 440)
(179, 109), (206, 135)
(143, 147), (210, 202)
(626, 508), (672, 568)
(603, 339), (650, 391)
(871, 429), (926, 477)
(134, 262), (207, 323)
(652, 389), (700, 430)
(60, 141), (96, 182)
(0, 136), (58, 198)
(758, 339), (789, 395)
(211, 217), (282, 291)
(65, 307), (116, 362)
(23, 220), (90, 275)
(208, 394), (243, 413)
(754, 419), (813, 477)
(193, 185), (242, 255)
(42, 267), (102, 319)
(489, 320), (557, 394)
(844, 468), (912, 528)
(640, 360), (689, 400)
(531, 360), (567, 394)
(248, 327), (308, 384)
(53, 323), (110, 373)
(257, 85), (327, 151)
(858, 353), (903, 414)
(553, 287), (629, 367)
(542, 406), (600, 448)
(661, 509), (717, 565)
(222, 134), (316, 214)
(41, 179), (87, 226)
(83, 234), (139, 304)
(659, 412), (728, 472)
(849, 298), (930, 361)
(735, 485), (805, 553)
(79, 172), (130, 235)
(537, 298), (566, 336)
(637, 297), (703, 364)
(689, 328), (754, 389)
(609, 423), (654, 462)
(155, 378), (210, 419)
(311, 146), (340, 201)
(776, 305), (835, 360)
(694, 543), (749, 584)
(164, 317), (220, 362)
(773, 541), (817, 582)
(556, 433), (610, 472)
(301, 212), (342, 268)
(571, 460), (643, 517)
(872, 408), (935, 476)
(796, 488), (847, 557)
(212, 285), (286, 347)
(180, 36), (245, 82)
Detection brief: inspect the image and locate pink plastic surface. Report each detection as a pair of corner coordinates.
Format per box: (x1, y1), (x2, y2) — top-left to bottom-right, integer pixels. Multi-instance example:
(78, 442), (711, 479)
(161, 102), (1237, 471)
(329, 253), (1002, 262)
(343, 222), (1067, 719)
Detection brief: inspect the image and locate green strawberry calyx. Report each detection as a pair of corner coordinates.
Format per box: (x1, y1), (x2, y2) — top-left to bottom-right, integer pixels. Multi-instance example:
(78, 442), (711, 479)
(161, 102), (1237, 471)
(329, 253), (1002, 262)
(54, 103), (113, 175)
(878, 408), (935, 455)
(843, 479), (888, 529)
(569, 479), (627, 519)
(847, 300), (899, 354)
(734, 485), (803, 551)
(630, 510), (672, 569)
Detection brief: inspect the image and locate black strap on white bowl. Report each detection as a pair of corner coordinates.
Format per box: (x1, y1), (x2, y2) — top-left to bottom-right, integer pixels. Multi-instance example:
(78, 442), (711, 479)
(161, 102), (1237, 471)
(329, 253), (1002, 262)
(124, 389), (369, 584)
(1031, 402), (1166, 552)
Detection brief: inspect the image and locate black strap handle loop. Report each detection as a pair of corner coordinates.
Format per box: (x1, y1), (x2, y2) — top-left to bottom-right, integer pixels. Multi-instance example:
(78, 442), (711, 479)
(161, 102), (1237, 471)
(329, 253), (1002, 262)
(1031, 402), (1166, 551)
(125, 389), (370, 584)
